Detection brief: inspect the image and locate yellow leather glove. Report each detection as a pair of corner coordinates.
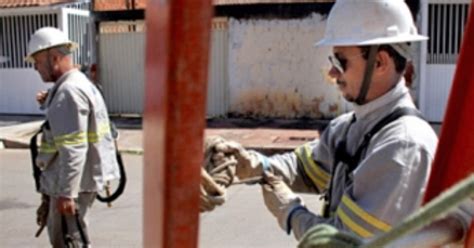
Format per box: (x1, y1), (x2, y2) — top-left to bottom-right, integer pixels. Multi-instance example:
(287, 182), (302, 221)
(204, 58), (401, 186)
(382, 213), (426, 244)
(261, 172), (306, 234)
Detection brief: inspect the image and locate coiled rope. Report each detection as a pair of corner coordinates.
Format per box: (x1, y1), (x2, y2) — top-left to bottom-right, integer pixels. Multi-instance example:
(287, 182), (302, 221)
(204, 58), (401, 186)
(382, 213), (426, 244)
(200, 136), (237, 212)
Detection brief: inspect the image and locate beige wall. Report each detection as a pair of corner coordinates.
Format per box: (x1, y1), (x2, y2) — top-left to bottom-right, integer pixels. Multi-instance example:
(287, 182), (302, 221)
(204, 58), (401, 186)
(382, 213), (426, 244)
(228, 14), (346, 119)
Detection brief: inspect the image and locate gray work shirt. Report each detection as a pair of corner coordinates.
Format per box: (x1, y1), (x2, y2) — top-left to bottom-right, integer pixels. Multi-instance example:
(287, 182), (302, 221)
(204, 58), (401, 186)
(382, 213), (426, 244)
(36, 69), (120, 198)
(266, 80), (438, 239)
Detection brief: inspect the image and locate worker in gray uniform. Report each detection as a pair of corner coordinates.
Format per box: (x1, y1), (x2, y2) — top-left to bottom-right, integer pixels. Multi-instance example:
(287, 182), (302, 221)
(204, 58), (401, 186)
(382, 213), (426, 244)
(26, 27), (120, 247)
(210, 0), (471, 243)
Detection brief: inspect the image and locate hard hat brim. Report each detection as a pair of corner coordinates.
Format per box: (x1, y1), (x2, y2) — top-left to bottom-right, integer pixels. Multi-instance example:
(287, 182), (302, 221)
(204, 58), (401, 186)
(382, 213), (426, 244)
(315, 35), (429, 47)
(25, 42), (79, 63)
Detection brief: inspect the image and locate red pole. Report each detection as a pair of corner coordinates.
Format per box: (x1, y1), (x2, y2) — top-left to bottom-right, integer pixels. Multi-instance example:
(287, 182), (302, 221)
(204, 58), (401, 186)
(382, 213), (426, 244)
(423, 1), (474, 246)
(143, 0), (213, 247)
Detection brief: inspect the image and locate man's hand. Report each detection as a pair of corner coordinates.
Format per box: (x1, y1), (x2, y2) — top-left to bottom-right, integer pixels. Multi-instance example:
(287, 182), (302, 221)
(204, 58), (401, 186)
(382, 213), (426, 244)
(57, 197), (76, 215)
(36, 90), (48, 105)
(261, 172), (305, 233)
(36, 194), (49, 225)
(214, 141), (265, 179)
(200, 186), (226, 212)
(200, 168), (227, 212)
(35, 194), (50, 237)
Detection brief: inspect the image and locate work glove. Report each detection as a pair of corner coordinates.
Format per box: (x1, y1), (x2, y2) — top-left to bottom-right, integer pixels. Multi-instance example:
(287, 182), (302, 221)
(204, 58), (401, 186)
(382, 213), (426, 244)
(204, 136), (237, 187)
(200, 185), (226, 212)
(35, 194), (49, 237)
(261, 171), (305, 234)
(200, 167), (227, 212)
(214, 140), (267, 180)
(298, 224), (362, 248)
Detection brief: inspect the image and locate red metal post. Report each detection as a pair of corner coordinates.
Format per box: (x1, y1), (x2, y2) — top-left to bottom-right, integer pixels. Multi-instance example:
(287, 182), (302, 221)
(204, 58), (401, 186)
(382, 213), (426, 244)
(143, 0), (213, 247)
(423, 1), (474, 246)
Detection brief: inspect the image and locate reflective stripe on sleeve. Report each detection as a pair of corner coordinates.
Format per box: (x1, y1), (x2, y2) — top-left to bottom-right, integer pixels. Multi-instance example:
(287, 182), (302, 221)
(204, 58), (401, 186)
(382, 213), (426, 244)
(336, 194), (391, 238)
(294, 143), (330, 190)
(87, 122), (110, 143)
(53, 122), (111, 146)
(54, 131), (87, 146)
(39, 142), (57, 153)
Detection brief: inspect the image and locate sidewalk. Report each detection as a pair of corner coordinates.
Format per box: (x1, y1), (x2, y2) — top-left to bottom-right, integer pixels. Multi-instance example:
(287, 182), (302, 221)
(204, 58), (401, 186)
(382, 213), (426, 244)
(0, 115), (327, 154)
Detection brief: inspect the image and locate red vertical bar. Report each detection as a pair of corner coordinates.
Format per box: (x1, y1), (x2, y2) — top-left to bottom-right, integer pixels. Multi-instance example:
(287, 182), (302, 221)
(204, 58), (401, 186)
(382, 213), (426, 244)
(143, 0), (213, 247)
(423, 1), (474, 246)
(467, 219), (474, 248)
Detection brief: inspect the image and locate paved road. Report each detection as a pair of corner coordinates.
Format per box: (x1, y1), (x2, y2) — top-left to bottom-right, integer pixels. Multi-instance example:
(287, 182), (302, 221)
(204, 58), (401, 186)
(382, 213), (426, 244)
(0, 149), (322, 248)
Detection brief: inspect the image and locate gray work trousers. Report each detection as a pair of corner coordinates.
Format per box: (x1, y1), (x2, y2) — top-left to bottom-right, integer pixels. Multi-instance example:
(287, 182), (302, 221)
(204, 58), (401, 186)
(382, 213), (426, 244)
(47, 192), (96, 248)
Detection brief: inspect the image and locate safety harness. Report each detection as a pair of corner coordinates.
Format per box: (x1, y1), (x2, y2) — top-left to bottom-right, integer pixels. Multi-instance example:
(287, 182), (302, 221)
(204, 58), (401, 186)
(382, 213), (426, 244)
(29, 121), (127, 203)
(323, 107), (424, 217)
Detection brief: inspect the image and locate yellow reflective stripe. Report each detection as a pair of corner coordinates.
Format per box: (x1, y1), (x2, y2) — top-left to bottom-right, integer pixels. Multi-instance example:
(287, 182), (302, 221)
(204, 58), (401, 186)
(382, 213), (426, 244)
(295, 144), (331, 190)
(39, 143), (57, 153)
(295, 147), (325, 189)
(54, 132), (87, 146)
(336, 207), (372, 238)
(53, 123), (110, 145)
(341, 195), (391, 232)
(88, 122), (110, 143)
(303, 145), (330, 182)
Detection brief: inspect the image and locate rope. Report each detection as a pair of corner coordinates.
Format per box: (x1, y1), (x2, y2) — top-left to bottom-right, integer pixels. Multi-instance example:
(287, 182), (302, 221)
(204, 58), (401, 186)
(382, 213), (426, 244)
(362, 173), (474, 248)
(200, 136), (238, 212)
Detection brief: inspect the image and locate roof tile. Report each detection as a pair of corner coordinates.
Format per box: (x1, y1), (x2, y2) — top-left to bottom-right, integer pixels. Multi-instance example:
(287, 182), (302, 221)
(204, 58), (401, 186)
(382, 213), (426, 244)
(0, 0), (75, 8)
(93, 0), (332, 11)
(0, 0), (333, 10)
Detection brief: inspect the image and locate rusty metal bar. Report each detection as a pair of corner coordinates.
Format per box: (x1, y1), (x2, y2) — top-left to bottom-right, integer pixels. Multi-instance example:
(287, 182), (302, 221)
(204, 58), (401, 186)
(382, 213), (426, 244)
(423, 1), (474, 246)
(143, 0), (213, 247)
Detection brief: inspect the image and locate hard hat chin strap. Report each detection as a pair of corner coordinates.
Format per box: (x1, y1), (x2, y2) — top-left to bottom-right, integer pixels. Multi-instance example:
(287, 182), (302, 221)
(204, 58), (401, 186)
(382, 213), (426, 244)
(355, 45), (379, 105)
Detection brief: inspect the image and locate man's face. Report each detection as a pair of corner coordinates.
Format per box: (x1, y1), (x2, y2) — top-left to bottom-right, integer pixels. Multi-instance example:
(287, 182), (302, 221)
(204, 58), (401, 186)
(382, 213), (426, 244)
(328, 46), (367, 102)
(32, 50), (54, 83)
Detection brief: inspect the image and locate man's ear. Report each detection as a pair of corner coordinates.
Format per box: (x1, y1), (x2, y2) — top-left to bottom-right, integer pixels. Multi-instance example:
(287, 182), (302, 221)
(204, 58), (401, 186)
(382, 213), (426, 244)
(374, 50), (391, 73)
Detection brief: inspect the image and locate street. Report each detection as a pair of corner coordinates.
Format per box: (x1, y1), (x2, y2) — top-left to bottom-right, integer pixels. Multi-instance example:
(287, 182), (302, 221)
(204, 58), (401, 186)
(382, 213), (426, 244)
(0, 149), (322, 248)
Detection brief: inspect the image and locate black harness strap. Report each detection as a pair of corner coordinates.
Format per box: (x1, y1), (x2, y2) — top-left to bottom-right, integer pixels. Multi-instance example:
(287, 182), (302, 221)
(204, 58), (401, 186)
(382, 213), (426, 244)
(323, 107), (424, 217)
(96, 148), (127, 203)
(339, 107), (423, 171)
(30, 121), (49, 192)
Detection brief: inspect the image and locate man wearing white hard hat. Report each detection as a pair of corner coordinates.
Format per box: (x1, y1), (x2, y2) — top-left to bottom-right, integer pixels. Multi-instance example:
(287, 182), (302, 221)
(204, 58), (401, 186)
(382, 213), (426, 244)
(204, 0), (473, 245)
(26, 27), (120, 247)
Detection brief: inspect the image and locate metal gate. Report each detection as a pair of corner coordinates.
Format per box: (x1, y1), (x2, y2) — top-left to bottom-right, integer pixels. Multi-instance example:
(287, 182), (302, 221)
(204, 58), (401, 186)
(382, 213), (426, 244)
(0, 6), (92, 115)
(99, 21), (145, 114)
(98, 18), (229, 116)
(419, 0), (471, 122)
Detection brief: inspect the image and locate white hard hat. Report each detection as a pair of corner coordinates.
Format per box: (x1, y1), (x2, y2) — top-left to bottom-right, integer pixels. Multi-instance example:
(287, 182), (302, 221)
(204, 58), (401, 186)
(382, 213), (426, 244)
(316, 0), (428, 46)
(25, 27), (78, 63)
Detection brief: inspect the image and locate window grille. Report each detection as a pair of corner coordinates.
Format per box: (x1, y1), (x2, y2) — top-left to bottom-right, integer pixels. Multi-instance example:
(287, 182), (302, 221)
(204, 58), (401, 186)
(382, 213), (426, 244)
(427, 3), (470, 64)
(0, 14), (58, 68)
(68, 13), (91, 66)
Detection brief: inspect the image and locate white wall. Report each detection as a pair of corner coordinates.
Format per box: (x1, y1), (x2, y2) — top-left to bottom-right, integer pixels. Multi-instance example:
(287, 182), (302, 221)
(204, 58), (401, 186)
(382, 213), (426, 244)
(99, 32), (145, 114)
(228, 14), (346, 119)
(0, 69), (49, 115)
(423, 64), (456, 122)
